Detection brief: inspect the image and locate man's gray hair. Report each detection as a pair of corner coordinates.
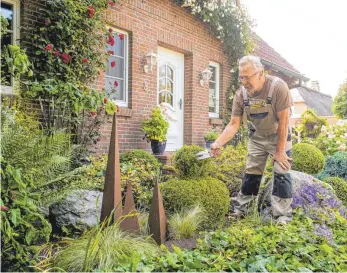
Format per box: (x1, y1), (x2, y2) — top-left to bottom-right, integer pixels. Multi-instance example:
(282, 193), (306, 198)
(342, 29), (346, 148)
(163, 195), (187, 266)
(238, 55), (264, 71)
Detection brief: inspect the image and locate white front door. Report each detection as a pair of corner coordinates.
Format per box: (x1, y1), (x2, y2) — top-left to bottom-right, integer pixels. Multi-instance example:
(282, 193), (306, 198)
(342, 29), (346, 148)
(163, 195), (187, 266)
(157, 47), (184, 151)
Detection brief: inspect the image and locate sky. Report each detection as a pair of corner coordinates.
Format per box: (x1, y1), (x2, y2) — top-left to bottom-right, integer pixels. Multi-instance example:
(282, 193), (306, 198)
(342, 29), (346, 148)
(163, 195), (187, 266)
(242, 0), (347, 98)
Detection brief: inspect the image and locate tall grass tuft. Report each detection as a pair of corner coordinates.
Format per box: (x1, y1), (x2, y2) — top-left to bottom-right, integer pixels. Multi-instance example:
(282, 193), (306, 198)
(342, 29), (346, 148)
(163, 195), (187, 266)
(36, 217), (159, 272)
(168, 205), (205, 240)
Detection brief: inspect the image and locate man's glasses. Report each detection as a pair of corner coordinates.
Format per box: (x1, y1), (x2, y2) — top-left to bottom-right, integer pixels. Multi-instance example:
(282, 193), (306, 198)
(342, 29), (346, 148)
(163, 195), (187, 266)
(238, 71), (259, 82)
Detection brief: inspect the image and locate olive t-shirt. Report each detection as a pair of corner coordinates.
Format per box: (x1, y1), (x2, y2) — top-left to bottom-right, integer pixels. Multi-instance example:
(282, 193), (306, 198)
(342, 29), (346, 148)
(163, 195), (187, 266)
(231, 75), (293, 120)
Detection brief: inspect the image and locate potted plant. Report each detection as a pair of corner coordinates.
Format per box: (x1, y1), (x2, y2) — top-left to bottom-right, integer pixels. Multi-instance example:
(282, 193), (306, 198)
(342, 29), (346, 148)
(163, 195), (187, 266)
(204, 129), (219, 148)
(141, 107), (169, 155)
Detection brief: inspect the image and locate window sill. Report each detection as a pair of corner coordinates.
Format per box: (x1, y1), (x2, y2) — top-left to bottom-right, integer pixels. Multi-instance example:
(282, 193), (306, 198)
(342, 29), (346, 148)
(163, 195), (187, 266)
(0, 86), (15, 95)
(117, 107), (132, 117)
(209, 118), (223, 125)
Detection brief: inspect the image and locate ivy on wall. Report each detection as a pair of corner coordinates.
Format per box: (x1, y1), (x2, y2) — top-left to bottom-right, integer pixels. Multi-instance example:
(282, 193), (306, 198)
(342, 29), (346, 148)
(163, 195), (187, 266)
(177, 0), (254, 125)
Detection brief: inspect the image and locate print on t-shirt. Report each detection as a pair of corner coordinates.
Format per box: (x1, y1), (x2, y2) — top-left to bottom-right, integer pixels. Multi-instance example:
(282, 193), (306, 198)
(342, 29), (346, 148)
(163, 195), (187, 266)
(249, 98), (266, 109)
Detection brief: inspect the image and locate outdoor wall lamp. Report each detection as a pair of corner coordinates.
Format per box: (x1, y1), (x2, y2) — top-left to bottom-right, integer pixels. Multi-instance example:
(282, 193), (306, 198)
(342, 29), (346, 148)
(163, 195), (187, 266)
(200, 67), (213, 86)
(143, 51), (158, 73)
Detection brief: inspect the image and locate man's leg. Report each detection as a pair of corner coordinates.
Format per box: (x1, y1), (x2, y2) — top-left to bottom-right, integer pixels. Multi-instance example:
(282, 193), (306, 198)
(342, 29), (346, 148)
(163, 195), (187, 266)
(271, 149), (293, 223)
(232, 138), (268, 216)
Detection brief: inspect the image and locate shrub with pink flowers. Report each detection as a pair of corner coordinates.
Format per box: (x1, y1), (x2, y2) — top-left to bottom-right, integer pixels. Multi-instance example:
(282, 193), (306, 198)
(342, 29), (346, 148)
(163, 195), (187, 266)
(313, 123), (347, 156)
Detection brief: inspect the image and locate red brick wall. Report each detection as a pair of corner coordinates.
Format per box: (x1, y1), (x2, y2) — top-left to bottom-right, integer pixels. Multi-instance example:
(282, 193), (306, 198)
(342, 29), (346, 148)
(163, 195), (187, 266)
(17, 0), (232, 155)
(21, 0), (46, 54)
(94, 0), (232, 154)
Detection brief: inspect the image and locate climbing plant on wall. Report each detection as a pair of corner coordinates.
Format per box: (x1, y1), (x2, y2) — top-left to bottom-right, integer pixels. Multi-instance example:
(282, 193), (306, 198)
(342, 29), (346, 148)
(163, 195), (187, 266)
(177, 0), (254, 126)
(24, 0), (119, 154)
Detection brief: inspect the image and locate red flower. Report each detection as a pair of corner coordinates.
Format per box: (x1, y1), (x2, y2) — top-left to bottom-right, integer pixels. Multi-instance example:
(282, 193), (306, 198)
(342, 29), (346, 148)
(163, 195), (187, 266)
(107, 50), (114, 55)
(82, 58), (88, 63)
(109, 28), (113, 33)
(111, 61), (116, 67)
(109, 0), (115, 6)
(116, 105), (120, 112)
(44, 18), (51, 26)
(119, 33), (124, 40)
(45, 44), (54, 51)
(61, 53), (70, 64)
(53, 50), (60, 56)
(90, 111), (97, 117)
(107, 35), (115, 46)
(88, 6), (95, 18)
(114, 81), (118, 87)
(104, 97), (108, 104)
(96, 137), (101, 142)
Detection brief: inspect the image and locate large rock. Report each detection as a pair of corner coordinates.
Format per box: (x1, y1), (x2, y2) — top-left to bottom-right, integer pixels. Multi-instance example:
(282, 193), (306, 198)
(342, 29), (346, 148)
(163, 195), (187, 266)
(258, 170), (340, 219)
(49, 190), (103, 232)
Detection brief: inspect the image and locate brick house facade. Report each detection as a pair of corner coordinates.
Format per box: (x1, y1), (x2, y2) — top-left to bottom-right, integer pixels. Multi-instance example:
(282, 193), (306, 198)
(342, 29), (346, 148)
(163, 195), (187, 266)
(4, 0), (231, 155)
(3, 0), (308, 157)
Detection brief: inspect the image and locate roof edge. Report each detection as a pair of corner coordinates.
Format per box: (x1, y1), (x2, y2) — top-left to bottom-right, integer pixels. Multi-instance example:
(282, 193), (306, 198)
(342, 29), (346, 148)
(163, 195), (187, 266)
(261, 58), (310, 82)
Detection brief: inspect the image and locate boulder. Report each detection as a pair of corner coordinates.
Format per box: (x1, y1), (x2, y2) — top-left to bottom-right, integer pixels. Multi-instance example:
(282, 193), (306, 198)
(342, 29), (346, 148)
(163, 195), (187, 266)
(258, 170), (345, 220)
(49, 190), (103, 232)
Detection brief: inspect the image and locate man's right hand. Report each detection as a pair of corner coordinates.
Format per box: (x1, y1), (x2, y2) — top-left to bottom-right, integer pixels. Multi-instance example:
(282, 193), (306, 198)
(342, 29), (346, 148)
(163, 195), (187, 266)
(210, 142), (222, 157)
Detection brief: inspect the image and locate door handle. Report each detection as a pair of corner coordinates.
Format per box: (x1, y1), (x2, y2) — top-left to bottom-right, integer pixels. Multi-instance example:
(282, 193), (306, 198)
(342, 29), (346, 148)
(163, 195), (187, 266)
(179, 98), (182, 110)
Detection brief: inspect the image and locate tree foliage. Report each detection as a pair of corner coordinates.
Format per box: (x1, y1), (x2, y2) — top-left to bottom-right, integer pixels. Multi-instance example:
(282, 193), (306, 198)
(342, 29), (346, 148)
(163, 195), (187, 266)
(333, 79), (347, 119)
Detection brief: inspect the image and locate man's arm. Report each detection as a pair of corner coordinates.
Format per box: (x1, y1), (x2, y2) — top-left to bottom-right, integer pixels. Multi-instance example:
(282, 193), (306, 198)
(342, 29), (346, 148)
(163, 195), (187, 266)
(212, 116), (241, 149)
(273, 107), (291, 170)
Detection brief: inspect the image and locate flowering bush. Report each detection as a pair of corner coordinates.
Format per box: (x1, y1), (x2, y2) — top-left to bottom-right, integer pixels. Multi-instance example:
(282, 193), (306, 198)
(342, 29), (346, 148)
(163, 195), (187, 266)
(292, 182), (346, 220)
(25, 0), (119, 153)
(313, 123), (347, 156)
(31, 0), (116, 84)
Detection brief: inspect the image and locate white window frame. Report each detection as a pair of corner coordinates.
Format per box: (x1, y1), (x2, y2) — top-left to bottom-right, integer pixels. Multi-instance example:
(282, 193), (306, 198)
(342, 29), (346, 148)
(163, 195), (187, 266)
(1, 0), (20, 95)
(104, 27), (129, 108)
(208, 61), (220, 118)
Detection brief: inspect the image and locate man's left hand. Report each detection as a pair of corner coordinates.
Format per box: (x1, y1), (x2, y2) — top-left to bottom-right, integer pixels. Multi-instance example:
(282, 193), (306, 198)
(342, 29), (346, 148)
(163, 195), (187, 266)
(273, 151), (292, 172)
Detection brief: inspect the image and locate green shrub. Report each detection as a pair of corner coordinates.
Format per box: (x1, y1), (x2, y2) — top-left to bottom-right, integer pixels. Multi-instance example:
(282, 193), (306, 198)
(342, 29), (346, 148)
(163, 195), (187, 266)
(318, 152), (347, 180)
(208, 144), (247, 194)
(323, 177), (347, 206)
(204, 129), (219, 141)
(82, 150), (161, 209)
(173, 145), (211, 179)
(299, 109), (328, 138)
(161, 177), (230, 229)
(292, 143), (325, 174)
(141, 107), (169, 142)
(168, 205), (205, 240)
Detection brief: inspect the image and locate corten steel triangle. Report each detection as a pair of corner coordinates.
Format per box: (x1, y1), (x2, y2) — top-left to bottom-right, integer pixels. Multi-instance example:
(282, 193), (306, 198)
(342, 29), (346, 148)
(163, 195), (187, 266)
(100, 113), (123, 223)
(148, 180), (167, 244)
(120, 181), (140, 233)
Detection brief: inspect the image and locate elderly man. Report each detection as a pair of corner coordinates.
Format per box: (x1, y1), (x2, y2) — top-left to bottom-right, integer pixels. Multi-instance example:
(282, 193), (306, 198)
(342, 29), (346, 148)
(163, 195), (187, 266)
(211, 55), (293, 224)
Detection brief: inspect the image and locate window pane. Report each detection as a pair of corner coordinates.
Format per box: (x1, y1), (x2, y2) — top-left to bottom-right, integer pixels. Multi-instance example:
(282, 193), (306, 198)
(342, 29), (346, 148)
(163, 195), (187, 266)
(167, 66), (173, 80)
(167, 79), (173, 92)
(209, 82), (216, 113)
(106, 56), (124, 78)
(209, 66), (216, 82)
(1, 33), (12, 85)
(1, 3), (13, 30)
(159, 91), (166, 104)
(159, 65), (166, 78)
(167, 93), (173, 106)
(159, 78), (165, 91)
(105, 77), (124, 101)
